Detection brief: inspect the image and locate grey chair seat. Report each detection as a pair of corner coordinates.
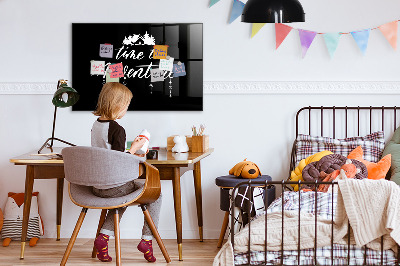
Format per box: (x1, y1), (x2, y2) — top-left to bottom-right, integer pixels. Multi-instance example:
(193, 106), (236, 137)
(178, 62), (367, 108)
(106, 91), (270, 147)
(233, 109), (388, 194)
(61, 146), (170, 265)
(69, 180), (145, 208)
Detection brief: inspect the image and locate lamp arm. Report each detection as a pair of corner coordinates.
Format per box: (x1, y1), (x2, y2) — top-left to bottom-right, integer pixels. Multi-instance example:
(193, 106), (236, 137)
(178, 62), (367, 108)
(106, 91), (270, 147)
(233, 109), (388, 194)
(37, 79), (77, 154)
(50, 105), (58, 148)
(50, 79), (61, 149)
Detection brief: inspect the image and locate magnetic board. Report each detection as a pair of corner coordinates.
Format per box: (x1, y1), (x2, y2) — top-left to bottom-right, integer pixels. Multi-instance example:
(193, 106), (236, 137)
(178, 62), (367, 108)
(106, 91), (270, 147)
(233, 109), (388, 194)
(72, 23), (203, 111)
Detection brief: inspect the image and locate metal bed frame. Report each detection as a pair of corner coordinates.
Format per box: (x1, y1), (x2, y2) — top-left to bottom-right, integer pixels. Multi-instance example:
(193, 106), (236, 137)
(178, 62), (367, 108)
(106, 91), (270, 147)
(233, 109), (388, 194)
(230, 106), (400, 266)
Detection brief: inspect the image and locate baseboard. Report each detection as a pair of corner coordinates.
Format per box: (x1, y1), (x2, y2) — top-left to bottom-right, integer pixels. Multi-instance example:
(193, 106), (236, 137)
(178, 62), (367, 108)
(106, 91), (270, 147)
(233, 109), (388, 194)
(1, 81), (400, 94)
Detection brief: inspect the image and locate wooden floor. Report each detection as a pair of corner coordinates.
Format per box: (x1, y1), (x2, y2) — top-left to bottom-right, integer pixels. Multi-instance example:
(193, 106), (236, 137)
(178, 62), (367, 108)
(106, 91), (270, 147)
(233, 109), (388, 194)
(0, 239), (221, 265)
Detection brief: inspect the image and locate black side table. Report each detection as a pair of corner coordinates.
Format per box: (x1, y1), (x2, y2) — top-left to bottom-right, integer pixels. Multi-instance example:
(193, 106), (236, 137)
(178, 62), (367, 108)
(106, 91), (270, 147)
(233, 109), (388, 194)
(215, 175), (275, 248)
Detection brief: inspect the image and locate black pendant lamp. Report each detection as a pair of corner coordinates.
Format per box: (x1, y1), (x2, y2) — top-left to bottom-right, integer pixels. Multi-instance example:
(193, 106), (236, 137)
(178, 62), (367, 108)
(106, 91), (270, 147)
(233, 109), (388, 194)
(242, 0), (305, 23)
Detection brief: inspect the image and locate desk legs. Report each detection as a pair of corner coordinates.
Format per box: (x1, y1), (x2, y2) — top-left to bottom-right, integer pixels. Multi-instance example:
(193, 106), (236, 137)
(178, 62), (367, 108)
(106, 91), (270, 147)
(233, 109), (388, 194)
(56, 178), (64, 241)
(160, 162), (204, 261)
(171, 167), (183, 261)
(20, 165), (34, 259)
(20, 165), (65, 259)
(193, 161), (204, 242)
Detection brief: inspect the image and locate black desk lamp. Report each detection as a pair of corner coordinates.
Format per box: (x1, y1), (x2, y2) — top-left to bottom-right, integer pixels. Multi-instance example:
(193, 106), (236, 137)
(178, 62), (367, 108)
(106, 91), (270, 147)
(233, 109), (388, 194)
(241, 0), (305, 23)
(38, 79), (79, 154)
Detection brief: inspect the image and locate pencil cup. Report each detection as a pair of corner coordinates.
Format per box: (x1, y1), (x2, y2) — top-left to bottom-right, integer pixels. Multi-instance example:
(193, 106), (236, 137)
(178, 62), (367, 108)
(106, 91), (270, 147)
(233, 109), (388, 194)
(191, 135), (209, 153)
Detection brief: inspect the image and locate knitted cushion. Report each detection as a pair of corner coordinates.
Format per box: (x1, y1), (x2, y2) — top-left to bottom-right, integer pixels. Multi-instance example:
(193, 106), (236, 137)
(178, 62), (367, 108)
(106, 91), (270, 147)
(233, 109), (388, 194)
(302, 154), (368, 190)
(295, 131), (385, 166)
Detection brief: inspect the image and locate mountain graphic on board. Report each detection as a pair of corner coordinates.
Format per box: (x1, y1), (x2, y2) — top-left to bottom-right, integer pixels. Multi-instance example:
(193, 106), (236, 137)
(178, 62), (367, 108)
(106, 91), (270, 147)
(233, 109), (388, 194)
(123, 32), (155, 45)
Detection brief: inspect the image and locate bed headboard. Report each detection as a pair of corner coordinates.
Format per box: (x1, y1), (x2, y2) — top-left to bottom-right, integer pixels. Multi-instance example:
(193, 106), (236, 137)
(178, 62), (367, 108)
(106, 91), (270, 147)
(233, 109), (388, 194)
(295, 106), (400, 138)
(290, 106), (400, 179)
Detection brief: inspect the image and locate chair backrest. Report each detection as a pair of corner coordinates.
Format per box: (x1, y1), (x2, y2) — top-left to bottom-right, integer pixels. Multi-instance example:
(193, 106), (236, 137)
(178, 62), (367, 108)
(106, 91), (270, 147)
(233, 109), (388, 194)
(62, 146), (145, 187)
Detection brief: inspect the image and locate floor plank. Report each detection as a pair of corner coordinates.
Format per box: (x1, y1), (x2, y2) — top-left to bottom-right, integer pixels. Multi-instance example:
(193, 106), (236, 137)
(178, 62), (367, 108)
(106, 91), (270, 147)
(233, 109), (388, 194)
(0, 239), (221, 265)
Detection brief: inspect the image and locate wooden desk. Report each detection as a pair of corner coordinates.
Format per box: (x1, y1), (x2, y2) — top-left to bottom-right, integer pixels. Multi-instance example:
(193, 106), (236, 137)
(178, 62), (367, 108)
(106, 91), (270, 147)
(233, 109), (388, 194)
(146, 148), (213, 260)
(9, 148), (64, 260)
(10, 147), (213, 261)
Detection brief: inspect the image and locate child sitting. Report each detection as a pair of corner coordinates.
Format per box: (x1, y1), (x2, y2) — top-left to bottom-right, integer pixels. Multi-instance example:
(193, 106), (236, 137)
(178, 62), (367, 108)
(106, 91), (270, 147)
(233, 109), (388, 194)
(91, 82), (161, 263)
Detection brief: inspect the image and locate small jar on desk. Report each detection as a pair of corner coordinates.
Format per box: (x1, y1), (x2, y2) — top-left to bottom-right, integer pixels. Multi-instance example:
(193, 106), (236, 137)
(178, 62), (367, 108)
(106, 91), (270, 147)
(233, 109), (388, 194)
(215, 175), (275, 248)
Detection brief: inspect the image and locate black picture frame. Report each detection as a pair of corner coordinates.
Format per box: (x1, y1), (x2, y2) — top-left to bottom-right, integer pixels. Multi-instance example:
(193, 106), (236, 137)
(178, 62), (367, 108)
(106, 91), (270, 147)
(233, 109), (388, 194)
(72, 23), (203, 111)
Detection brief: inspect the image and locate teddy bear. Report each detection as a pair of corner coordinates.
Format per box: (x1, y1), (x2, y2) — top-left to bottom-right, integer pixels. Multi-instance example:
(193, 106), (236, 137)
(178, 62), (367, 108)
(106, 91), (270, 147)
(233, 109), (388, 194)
(172, 135), (189, 153)
(229, 159), (261, 179)
(1, 192), (44, 247)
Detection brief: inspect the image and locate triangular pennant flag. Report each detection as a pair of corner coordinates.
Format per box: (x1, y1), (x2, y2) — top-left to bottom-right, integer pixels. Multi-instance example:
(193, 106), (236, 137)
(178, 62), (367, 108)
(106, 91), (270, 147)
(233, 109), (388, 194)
(251, 23), (266, 38)
(378, 21), (398, 50)
(323, 33), (341, 58)
(209, 0), (220, 7)
(298, 29), (317, 58)
(351, 29), (370, 55)
(229, 0), (245, 24)
(275, 23), (293, 49)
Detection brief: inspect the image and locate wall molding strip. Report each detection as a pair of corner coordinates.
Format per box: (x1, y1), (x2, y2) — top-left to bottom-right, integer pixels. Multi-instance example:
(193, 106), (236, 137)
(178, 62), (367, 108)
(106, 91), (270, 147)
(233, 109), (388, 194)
(204, 81), (400, 94)
(0, 83), (56, 95)
(0, 81), (400, 95)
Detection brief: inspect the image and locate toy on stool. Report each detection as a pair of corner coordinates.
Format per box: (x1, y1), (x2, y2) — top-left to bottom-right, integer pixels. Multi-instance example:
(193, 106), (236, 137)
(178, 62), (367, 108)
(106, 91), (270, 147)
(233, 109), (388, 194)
(1, 192), (44, 247)
(172, 135), (189, 153)
(229, 159), (261, 179)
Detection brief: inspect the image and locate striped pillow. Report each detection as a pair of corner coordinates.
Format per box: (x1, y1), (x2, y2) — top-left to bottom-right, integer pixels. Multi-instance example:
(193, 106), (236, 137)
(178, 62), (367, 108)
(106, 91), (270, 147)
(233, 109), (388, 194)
(1, 217), (41, 240)
(294, 131), (385, 166)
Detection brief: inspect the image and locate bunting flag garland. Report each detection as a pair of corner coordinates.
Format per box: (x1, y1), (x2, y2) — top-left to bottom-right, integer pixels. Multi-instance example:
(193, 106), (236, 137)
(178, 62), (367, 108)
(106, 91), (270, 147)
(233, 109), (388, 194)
(210, 6), (400, 57)
(351, 29), (370, 55)
(251, 23), (266, 38)
(229, 0), (245, 24)
(209, 0), (220, 7)
(323, 33), (341, 58)
(275, 23), (293, 49)
(298, 29), (317, 58)
(378, 21), (398, 50)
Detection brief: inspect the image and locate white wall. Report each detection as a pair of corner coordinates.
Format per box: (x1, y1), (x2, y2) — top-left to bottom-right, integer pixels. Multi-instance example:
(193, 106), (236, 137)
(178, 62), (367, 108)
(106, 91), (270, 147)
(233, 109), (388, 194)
(1, 0), (400, 240)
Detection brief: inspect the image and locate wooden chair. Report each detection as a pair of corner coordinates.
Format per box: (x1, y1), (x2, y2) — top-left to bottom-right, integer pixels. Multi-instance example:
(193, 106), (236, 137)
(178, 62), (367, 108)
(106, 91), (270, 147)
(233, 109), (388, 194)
(60, 146), (171, 265)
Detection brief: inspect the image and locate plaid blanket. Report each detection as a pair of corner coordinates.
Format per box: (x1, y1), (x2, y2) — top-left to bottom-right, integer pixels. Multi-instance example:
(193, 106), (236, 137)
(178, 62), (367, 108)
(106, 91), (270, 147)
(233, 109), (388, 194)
(266, 190), (336, 220)
(234, 191), (397, 265)
(235, 244), (397, 265)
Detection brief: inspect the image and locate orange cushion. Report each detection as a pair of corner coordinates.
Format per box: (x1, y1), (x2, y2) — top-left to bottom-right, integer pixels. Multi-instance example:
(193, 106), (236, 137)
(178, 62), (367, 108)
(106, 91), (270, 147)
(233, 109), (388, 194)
(347, 146), (391, 180)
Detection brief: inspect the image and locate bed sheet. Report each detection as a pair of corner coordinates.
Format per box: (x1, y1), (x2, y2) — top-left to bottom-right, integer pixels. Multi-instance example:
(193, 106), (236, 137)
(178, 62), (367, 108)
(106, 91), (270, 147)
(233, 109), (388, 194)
(234, 191), (397, 265)
(235, 244), (396, 265)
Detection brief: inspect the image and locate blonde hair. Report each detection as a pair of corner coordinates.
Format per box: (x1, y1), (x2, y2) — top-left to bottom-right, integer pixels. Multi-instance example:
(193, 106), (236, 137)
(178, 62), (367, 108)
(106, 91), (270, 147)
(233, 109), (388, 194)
(93, 82), (133, 120)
